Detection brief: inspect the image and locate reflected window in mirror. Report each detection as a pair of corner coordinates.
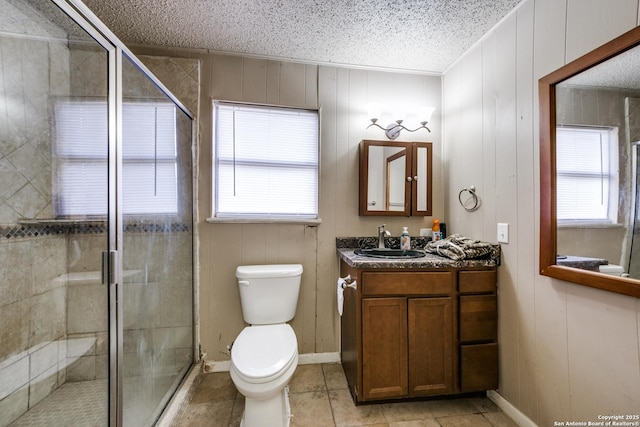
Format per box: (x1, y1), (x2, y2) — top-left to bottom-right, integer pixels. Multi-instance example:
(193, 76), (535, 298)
(556, 126), (618, 225)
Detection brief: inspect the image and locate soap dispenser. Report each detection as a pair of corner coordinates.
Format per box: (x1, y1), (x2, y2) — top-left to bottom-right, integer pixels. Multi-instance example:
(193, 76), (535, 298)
(401, 227), (411, 250)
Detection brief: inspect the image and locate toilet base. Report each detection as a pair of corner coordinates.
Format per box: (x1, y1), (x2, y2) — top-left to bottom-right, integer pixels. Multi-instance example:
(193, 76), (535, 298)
(240, 386), (292, 427)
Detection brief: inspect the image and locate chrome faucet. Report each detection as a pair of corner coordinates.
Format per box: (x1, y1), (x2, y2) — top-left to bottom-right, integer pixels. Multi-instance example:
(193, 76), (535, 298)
(378, 224), (391, 248)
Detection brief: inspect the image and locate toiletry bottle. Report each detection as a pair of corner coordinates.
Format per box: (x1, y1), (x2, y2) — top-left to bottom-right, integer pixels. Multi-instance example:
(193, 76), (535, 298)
(440, 223), (447, 239)
(401, 227), (410, 250)
(432, 219), (441, 241)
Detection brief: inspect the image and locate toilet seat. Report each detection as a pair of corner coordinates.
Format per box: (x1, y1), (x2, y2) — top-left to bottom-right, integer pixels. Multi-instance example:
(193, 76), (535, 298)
(231, 324), (298, 384)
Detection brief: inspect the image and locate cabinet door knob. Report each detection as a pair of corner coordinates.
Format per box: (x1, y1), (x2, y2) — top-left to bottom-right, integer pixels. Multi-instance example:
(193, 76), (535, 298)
(413, 176), (418, 181)
(406, 176), (412, 182)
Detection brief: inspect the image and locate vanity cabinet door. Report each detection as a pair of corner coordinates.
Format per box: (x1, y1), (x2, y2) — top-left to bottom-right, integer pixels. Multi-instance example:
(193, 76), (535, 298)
(361, 296), (454, 400)
(409, 297), (454, 396)
(362, 297), (408, 400)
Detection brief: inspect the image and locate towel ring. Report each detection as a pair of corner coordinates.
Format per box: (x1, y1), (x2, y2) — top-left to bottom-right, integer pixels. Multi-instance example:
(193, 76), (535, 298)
(458, 186), (480, 212)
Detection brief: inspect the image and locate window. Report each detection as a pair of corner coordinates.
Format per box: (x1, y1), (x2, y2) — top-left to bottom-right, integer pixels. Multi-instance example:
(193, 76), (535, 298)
(556, 125), (618, 224)
(54, 100), (178, 217)
(212, 101), (319, 220)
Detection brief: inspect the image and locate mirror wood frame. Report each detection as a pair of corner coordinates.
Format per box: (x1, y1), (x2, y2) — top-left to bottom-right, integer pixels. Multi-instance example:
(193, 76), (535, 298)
(539, 26), (640, 298)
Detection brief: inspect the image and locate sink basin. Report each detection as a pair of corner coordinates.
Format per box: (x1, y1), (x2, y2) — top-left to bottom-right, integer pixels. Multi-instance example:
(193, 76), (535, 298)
(354, 248), (426, 259)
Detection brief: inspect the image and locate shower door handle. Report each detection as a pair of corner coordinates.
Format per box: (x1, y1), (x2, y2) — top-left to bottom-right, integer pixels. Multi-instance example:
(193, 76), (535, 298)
(102, 250), (118, 286)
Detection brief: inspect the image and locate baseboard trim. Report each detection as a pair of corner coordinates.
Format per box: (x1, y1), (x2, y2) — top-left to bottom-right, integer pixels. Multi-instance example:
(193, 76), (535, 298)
(204, 352), (341, 373)
(487, 390), (538, 427)
(298, 352), (341, 365)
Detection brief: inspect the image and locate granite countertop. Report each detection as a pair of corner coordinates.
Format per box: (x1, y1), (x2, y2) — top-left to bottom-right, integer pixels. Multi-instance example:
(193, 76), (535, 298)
(336, 237), (500, 269)
(556, 255), (607, 272)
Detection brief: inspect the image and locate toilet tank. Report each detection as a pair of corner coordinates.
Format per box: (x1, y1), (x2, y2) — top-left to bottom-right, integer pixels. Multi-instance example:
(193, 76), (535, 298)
(236, 264), (303, 325)
(599, 264), (625, 276)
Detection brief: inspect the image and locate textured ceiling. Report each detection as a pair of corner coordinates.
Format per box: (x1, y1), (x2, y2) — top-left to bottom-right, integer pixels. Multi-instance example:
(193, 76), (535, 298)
(564, 46), (640, 90)
(81, 0), (523, 74)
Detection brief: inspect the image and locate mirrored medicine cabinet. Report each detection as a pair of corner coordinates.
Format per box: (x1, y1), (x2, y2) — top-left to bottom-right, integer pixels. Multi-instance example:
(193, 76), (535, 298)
(359, 140), (432, 216)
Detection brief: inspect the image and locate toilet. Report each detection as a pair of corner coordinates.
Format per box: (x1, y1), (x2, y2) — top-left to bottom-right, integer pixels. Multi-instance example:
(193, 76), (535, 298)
(599, 264), (626, 276)
(230, 264), (303, 427)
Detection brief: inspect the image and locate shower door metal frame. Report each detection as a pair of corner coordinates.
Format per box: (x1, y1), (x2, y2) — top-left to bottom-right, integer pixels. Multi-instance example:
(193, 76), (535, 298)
(48, 0), (121, 424)
(49, 1), (195, 426)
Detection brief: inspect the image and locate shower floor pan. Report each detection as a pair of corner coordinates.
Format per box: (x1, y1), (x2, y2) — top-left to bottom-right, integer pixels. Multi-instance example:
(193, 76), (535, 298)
(11, 376), (176, 426)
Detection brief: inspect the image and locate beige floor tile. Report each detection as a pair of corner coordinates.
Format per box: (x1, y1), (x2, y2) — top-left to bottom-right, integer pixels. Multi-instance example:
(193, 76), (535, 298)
(329, 388), (387, 427)
(322, 363), (349, 390)
(172, 365), (519, 427)
(482, 411), (520, 427)
(290, 390), (335, 426)
(176, 400), (234, 427)
(190, 371), (237, 404)
(467, 396), (500, 413)
(389, 420), (441, 427)
(289, 364), (327, 393)
(229, 395), (245, 427)
(380, 400), (434, 423)
(424, 398), (479, 418)
(437, 413), (493, 427)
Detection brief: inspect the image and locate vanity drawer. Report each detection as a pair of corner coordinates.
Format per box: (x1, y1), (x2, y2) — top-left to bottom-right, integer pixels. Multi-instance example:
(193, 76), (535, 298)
(362, 271), (453, 296)
(460, 343), (498, 392)
(459, 295), (497, 342)
(458, 269), (496, 294)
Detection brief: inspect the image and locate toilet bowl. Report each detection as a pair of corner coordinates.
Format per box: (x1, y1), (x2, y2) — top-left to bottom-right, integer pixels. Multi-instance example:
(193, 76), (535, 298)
(230, 324), (298, 426)
(230, 264), (303, 427)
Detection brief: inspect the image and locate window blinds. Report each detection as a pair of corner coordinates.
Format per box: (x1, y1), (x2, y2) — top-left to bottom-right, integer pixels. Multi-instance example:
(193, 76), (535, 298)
(54, 100), (178, 216)
(556, 126), (616, 222)
(214, 102), (319, 219)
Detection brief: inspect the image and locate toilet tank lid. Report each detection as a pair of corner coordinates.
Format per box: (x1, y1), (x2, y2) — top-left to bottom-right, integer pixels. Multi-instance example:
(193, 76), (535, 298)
(236, 264), (303, 279)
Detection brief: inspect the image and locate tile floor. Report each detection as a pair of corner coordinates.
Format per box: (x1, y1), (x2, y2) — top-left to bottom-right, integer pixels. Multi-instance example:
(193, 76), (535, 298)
(175, 363), (518, 427)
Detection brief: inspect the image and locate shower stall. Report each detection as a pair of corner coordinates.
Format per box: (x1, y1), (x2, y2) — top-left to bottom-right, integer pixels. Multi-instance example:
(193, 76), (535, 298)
(0, 0), (194, 426)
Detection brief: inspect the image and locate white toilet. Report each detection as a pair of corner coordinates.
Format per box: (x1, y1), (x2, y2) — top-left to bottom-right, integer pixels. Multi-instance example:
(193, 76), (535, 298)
(230, 264), (303, 427)
(599, 264), (626, 276)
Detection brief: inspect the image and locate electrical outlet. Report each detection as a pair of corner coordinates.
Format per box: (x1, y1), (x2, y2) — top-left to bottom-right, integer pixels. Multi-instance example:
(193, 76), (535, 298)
(497, 223), (509, 243)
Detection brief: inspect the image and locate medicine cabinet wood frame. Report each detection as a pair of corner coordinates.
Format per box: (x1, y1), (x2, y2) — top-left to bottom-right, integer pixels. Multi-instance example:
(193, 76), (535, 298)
(359, 140), (433, 216)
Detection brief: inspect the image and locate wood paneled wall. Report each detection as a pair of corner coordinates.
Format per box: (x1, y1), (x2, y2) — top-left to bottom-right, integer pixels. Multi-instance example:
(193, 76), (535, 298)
(443, 0), (640, 425)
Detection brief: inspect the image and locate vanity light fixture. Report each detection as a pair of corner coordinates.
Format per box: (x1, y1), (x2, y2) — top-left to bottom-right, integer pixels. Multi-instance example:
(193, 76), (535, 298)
(367, 106), (435, 140)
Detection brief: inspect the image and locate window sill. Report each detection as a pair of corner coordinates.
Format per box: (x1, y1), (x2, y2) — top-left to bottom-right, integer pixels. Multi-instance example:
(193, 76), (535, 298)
(206, 217), (322, 226)
(557, 221), (623, 229)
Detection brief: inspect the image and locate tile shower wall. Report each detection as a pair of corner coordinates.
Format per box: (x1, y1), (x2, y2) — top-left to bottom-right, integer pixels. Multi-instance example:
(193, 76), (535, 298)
(0, 31), (73, 425)
(0, 234), (68, 424)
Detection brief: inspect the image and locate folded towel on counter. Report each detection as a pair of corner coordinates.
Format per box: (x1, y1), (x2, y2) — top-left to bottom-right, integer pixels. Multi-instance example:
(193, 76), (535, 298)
(425, 234), (499, 261)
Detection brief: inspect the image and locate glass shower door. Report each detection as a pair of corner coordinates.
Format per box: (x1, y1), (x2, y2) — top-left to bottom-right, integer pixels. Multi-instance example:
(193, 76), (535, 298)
(119, 55), (194, 426)
(0, 1), (113, 426)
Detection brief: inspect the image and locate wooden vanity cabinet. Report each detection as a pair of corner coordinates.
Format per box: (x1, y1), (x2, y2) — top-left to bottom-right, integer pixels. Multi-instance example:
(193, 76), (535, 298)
(341, 262), (455, 402)
(340, 261), (498, 404)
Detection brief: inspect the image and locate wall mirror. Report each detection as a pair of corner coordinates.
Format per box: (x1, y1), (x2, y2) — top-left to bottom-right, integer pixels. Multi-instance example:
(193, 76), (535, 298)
(359, 140), (432, 216)
(539, 26), (640, 297)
